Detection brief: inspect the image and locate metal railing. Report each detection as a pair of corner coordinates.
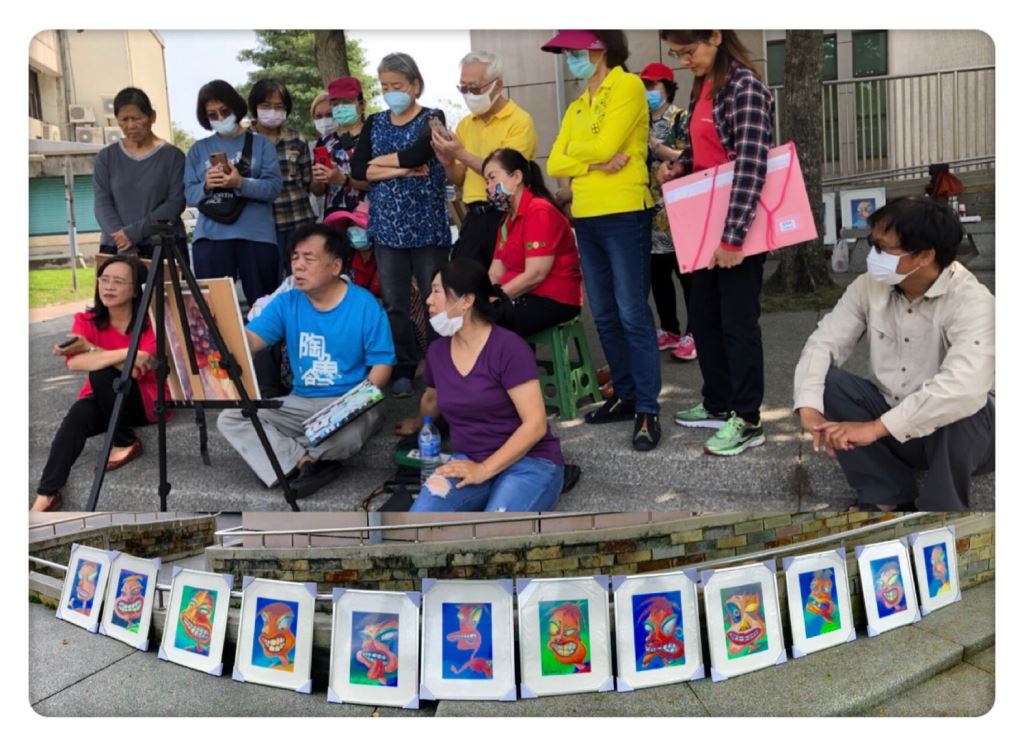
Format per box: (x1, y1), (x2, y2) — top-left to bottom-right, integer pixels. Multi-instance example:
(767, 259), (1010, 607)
(28, 511), (206, 538)
(771, 65), (995, 184)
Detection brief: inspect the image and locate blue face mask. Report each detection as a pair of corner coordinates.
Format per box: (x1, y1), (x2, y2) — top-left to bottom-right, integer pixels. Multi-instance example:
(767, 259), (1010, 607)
(347, 226), (370, 249)
(210, 114), (237, 135)
(332, 103), (359, 126)
(383, 91), (412, 115)
(566, 50), (598, 80)
(647, 90), (665, 111)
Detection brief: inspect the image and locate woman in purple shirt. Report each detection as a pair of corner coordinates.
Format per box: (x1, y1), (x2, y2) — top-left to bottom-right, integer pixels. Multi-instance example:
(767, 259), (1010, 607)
(395, 258), (565, 511)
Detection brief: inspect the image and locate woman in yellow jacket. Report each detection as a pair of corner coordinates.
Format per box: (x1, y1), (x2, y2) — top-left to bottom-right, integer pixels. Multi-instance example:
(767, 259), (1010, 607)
(543, 30), (662, 452)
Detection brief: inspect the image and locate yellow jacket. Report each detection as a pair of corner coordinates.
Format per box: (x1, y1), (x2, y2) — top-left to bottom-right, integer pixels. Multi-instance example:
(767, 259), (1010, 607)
(547, 66), (654, 218)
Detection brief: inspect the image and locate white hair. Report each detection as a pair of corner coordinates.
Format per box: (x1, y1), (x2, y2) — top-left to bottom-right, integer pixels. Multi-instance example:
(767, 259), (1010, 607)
(460, 51), (503, 81)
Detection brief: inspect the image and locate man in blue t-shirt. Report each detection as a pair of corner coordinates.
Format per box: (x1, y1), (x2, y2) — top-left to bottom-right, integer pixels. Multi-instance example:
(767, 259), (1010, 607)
(217, 224), (395, 497)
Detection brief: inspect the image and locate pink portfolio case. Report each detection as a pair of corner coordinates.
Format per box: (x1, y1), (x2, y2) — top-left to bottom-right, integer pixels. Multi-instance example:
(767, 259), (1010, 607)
(661, 141), (817, 273)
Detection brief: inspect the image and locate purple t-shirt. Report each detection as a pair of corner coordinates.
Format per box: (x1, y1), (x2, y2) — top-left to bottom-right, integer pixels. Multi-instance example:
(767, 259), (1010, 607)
(424, 325), (563, 465)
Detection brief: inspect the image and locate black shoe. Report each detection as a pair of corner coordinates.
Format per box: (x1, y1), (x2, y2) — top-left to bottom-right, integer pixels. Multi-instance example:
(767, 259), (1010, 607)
(561, 464), (582, 494)
(633, 413), (661, 451)
(584, 395), (636, 424)
(290, 459), (344, 499)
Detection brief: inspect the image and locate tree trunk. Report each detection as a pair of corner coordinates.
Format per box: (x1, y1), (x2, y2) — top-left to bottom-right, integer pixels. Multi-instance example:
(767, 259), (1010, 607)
(765, 30), (836, 294)
(314, 31), (349, 84)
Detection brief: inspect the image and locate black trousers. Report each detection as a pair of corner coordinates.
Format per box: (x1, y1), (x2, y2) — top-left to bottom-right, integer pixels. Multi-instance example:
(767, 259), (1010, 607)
(650, 252), (692, 336)
(252, 342), (292, 399)
(689, 254), (765, 423)
(37, 367), (150, 496)
(823, 367), (995, 511)
(451, 203), (504, 269)
(493, 294), (581, 339)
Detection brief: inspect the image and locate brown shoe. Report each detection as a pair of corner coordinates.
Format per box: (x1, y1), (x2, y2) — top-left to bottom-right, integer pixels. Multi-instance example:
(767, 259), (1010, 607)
(31, 492), (62, 512)
(106, 440), (143, 472)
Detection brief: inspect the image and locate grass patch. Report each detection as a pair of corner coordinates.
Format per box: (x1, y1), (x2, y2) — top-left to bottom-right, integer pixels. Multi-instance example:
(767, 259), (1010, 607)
(29, 592), (58, 609)
(29, 268), (95, 309)
(762, 285), (845, 314)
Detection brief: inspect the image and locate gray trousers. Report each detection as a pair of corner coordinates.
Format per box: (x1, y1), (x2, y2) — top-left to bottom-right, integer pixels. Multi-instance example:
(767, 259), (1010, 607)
(217, 395), (384, 487)
(822, 367), (994, 511)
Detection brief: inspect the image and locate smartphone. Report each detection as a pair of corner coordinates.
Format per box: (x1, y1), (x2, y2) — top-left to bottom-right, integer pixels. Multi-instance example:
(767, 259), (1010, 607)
(427, 115), (451, 141)
(313, 146), (334, 170)
(58, 337), (78, 349)
(209, 152), (230, 173)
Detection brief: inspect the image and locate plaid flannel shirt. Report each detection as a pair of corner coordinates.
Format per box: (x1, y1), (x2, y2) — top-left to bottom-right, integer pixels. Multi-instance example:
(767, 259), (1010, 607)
(679, 64), (774, 248)
(271, 128), (316, 229)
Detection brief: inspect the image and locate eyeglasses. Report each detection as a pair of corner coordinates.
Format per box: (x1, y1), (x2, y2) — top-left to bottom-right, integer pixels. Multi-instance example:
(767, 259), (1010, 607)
(667, 47), (697, 62)
(456, 79), (496, 96)
(98, 276), (131, 288)
(205, 107), (233, 121)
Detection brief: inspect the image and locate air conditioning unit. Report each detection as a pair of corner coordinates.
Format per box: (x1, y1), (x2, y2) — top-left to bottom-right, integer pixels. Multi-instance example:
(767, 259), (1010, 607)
(68, 103), (95, 124)
(29, 118), (45, 139)
(103, 127), (123, 145)
(76, 126), (104, 144)
(101, 95), (116, 120)
(44, 124), (62, 141)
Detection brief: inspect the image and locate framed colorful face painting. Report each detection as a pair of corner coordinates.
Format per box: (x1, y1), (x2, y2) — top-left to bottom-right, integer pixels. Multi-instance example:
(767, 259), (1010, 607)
(701, 561), (786, 682)
(782, 549), (856, 658)
(158, 568), (233, 676)
(98, 552), (161, 650)
(328, 588), (421, 709)
(56, 544), (117, 633)
(856, 538), (921, 636)
(516, 576), (613, 698)
(232, 578), (316, 693)
(909, 527), (961, 615)
(419, 579), (516, 702)
(612, 570), (704, 691)
(839, 187), (887, 230)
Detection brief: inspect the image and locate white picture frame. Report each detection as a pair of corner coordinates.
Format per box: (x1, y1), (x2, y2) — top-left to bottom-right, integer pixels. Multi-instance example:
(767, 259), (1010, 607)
(701, 561), (787, 682)
(157, 567), (233, 676)
(612, 570), (704, 691)
(232, 577), (317, 693)
(856, 538), (921, 637)
(782, 549), (856, 658)
(328, 588), (421, 709)
(839, 187), (887, 230)
(98, 552), (161, 650)
(419, 579), (517, 702)
(909, 526), (962, 615)
(516, 575), (613, 698)
(56, 544), (117, 634)
(822, 191), (838, 244)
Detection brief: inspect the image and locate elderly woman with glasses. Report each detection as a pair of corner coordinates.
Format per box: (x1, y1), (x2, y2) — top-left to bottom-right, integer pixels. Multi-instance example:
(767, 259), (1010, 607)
(183, 79), (283, 305)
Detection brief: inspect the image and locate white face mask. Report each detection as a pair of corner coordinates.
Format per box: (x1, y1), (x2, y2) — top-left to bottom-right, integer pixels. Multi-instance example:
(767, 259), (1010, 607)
(462, 80), (497, 116)
(256, 108), (287, 128)
(866, 249), (918, 285)
(429, 303), (465, 337)
(210, 114), (238, 135)
(314, 117), (336, 137)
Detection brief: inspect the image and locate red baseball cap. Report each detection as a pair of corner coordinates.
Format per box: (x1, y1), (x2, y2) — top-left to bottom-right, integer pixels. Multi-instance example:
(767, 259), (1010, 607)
(541, 30), (607, 53)
(327, 76), (363, 100)
(640, 63), (675, 82)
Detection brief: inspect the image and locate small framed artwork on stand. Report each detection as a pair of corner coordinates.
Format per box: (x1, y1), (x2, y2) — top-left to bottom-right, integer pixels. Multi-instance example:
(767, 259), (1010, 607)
(909, 526), (962, 615)
(57, 544), (118, 634)
(612, 570), (704, 691)
(232, 577), (317, 693)
(782, 549), (856, 658)
(839, 187), (887, 230)
(516, 576), (613, 698)
(98, 552), (161, 650)
(701, 561), (787, 682)
(822, 192), (838, 244)
(856, 538), (921, 637)
(157, 568), (233, 676)
(328, 588), (421, 709)
(419, 579), (517, 702)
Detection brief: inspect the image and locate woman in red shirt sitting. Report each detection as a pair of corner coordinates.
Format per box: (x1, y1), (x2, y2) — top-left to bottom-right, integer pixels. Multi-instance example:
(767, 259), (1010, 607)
(32, 256), (165, 511)
(482, 148), (583, 338)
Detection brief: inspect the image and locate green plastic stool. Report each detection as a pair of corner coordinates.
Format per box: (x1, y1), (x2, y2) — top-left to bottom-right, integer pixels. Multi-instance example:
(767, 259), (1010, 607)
(526, 318), (603, 420)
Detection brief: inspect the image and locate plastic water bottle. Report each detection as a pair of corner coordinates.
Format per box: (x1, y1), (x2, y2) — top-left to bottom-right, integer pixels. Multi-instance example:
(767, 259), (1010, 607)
(418, 416), (442, 485)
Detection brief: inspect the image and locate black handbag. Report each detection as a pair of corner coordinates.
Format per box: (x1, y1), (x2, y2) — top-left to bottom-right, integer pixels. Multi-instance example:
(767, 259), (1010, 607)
(197, 131), (253, 225)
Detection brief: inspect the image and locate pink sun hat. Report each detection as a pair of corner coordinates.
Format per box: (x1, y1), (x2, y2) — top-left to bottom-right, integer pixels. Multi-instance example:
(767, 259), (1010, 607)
(541, 30), (607, 53)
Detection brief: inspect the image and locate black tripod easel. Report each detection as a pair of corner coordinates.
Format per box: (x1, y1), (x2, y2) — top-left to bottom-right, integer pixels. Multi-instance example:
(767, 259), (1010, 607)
(86, 222), (300, 512)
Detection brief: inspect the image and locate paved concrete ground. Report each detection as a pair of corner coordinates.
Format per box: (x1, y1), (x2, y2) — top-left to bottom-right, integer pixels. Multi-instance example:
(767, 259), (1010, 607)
(27, 580), (994, 717)
(27, 264), (995, 513)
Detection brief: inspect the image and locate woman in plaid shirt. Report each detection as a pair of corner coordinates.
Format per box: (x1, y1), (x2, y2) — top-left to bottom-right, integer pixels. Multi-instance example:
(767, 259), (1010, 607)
(657, 30), (775, 458)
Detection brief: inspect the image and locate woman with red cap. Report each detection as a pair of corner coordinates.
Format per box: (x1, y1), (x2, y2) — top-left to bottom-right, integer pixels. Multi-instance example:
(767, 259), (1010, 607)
(542, 30), (663, 453)
(312, 76), (370, 222)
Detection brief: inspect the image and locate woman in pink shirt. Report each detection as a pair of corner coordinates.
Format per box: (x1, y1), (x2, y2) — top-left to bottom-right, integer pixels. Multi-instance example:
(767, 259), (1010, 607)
(32, 256), (164, 511)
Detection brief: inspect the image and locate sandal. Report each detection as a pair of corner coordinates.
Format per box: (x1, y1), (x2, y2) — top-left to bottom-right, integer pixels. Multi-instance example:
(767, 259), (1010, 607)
(31, 492), (63, 512)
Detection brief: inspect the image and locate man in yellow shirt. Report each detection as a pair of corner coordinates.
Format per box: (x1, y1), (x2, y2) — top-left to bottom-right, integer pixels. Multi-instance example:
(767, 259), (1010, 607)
(432, 51), (538, 268)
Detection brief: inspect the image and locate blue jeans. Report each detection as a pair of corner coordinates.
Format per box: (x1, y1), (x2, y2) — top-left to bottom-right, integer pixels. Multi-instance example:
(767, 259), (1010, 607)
(409, 454), (564, 512)
(573, 210), (661, 413)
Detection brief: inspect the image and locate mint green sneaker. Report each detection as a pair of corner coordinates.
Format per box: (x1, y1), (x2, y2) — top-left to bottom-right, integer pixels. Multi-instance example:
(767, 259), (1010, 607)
(673, 403), (729, 429)
(703, 413), (766, 456)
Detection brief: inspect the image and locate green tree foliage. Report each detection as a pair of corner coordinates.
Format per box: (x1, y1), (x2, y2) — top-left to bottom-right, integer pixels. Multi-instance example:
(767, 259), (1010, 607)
(171, 121), (195, 152)
(237, 31), (379, 141)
